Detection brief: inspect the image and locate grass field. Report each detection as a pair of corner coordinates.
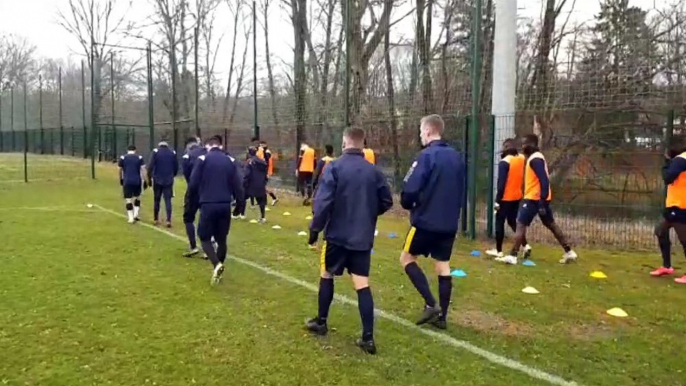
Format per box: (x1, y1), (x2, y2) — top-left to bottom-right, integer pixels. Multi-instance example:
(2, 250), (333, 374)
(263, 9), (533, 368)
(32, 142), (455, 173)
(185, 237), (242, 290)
(1, 155), (686, 386)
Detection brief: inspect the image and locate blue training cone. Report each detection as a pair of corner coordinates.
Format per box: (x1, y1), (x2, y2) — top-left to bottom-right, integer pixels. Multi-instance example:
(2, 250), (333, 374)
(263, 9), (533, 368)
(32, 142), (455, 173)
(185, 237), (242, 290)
(451, 269), (467, 278)
(470, 250), (481, 257)
(388, 232), (398, 239)
(522, 260), (536, 267)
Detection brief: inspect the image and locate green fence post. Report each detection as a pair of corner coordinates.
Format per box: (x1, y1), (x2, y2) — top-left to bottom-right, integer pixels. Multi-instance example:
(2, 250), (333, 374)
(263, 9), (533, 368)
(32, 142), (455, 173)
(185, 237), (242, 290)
(486, 114), (496, 237)
(23, 82), (28, 182)
(146, 43), (155, 152)
(39, 75), (44, 155)
(461, 116), (470, 236)
(468, 0), (483, 240)
(59, 66), (64, 155)
(0, 88), (4, 153)
(71, 127), (75, 157)
(664, 110), (675, 200)
(82, 60), (88, 159)
(10, 87), (15, 151)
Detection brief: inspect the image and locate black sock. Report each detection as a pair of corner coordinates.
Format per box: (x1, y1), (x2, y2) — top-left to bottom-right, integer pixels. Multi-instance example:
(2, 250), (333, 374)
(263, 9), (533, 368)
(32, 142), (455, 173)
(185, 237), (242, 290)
(357, 287), (374, 339)
(216, 239), (227, 263)
(658, 233), (672, 268)
(317, 277), (334, 323)
(562, 245), (571, 253)
(201, 240), (219, 267)
(250, 197), (255, 206)
(259, 203), (266, 219)
(153, 199), (160, 220)
(125, 203), (134, 211)
(404, 262), (436, 307)
(269, 192), (277, 200)
(495, 218), (505, 252)
(185, 222), (197, 249)
(134, 199), (141, 214)
(438, 275), (453, 321)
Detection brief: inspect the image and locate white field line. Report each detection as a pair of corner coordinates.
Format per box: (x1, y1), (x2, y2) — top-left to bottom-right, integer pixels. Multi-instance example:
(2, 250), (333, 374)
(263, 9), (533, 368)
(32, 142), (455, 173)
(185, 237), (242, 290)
(0, 205), (98, 213)
(94, 203), (579, 386)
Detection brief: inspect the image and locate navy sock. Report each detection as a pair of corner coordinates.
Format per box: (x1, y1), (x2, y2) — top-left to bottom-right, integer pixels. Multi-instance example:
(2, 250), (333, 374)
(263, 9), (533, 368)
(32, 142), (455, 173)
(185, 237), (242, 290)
(185, 222), (197, 249)
(317, 277), (334, 323)
(495, 217), (505, 252)
(356, 287), (374, 339)
(259, 203), (266, 219)
(404, 262), (436, 307)
(438, 275), (453, 321)
(658, 233), (672, 268)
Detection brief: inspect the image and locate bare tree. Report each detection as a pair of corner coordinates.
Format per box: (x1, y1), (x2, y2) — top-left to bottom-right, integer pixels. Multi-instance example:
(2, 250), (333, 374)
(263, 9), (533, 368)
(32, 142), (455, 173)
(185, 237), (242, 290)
(261, 0), (281, 143)
(221, 0), (245, 125)
(0, 34), (36, 87)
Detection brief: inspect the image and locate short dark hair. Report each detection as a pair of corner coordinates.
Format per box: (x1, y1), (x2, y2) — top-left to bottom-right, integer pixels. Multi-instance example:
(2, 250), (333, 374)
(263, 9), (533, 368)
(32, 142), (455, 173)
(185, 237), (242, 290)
(185, 137), (198, 146)
(325, 144), (334, 155)
(251, 137), (259, 142)
(523, 134), (539, 147)
(343, 127), (366, 144)
(208, 135), (223, 146)
(127, 145), (136, 151)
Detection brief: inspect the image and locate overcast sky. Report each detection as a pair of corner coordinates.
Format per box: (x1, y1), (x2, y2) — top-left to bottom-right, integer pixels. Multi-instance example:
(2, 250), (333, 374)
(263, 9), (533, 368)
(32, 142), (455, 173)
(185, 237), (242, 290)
(0, 0), (659, 81)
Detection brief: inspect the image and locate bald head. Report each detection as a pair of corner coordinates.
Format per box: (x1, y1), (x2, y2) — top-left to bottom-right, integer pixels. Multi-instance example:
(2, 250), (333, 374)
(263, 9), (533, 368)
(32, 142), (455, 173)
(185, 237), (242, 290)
(419, 114), (445, 146)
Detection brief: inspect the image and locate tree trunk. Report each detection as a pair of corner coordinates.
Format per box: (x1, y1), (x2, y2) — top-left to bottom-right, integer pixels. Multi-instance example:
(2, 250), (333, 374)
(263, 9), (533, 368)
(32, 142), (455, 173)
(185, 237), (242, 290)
(384, 21), (401, 189)
(262, 0), (281, 145)
(293, 0), (308, 145)
(221, 2), (242, 125)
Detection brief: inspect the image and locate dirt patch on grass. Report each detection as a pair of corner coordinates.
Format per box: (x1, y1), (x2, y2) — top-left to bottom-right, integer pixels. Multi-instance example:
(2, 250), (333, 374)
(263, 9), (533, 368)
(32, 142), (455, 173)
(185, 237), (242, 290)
(451, 309), (616, 342)
(452, 310), (535, 337)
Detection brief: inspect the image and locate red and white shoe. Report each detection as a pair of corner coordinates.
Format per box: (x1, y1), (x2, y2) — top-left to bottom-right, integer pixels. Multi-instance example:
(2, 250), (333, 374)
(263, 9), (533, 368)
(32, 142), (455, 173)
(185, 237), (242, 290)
(674, 275), (686, 284)
(650, 267), (674, 277)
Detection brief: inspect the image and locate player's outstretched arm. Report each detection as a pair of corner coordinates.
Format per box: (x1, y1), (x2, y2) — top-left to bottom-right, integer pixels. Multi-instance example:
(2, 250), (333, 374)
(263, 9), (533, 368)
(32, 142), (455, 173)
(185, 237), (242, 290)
(310, 166), (336, 232)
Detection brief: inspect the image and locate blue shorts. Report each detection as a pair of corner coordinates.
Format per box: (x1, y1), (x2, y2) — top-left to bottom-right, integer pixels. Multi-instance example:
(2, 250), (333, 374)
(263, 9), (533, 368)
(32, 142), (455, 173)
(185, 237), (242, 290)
(320, 242), (371, 277)
(517, 199), (554, 226)
(403, 227), (456, 262)
(122, 184), (142, 199)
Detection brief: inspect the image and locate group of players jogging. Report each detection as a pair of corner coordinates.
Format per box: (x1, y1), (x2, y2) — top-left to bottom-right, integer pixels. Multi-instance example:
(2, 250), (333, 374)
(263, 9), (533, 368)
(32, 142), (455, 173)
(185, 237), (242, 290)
(116, 113), (686, 354)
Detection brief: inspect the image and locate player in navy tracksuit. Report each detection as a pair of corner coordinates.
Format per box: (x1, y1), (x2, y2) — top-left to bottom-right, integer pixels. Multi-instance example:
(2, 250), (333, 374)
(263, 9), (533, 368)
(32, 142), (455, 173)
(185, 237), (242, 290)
(181, 137), (207, 257)
(400, 114), (466, 330)
(118, 145), (148, 224)
(148, 141), (179, 227)
(305, 127), (393, 355)
(243, 147), (269, 223)
(189, 135), (244, 285)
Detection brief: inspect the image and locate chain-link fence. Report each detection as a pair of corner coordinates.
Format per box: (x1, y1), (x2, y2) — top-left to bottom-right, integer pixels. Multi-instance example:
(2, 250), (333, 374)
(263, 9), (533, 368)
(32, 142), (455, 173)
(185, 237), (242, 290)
(4, 0), (686, 249)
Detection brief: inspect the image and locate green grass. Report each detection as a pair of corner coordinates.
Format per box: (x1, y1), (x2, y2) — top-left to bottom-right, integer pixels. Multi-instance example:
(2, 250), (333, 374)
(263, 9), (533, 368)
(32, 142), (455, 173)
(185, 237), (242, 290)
(1, 155), (686, 386)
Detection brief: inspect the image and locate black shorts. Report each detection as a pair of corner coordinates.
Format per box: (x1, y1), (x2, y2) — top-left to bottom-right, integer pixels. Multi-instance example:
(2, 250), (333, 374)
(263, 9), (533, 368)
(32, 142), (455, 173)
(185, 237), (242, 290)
(663, 207), (686, 224)
(403, 227), (456, 262)
(496, 200), (520, 224)
(517, 199), (554, 226)
(298, 171), (313, 186)
(123, 184), (142, 199)
(320, 242), (371, 277)
(183, 190), (200, 223)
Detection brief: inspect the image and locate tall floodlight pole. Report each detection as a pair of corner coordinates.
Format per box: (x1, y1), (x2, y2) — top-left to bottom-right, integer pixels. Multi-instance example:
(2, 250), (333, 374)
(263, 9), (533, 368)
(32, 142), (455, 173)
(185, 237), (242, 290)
(253, 0), (259, 140)
(488, 0), (518, 236)
(467, 0), (483, 240)
(344, 0), (351, 128)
